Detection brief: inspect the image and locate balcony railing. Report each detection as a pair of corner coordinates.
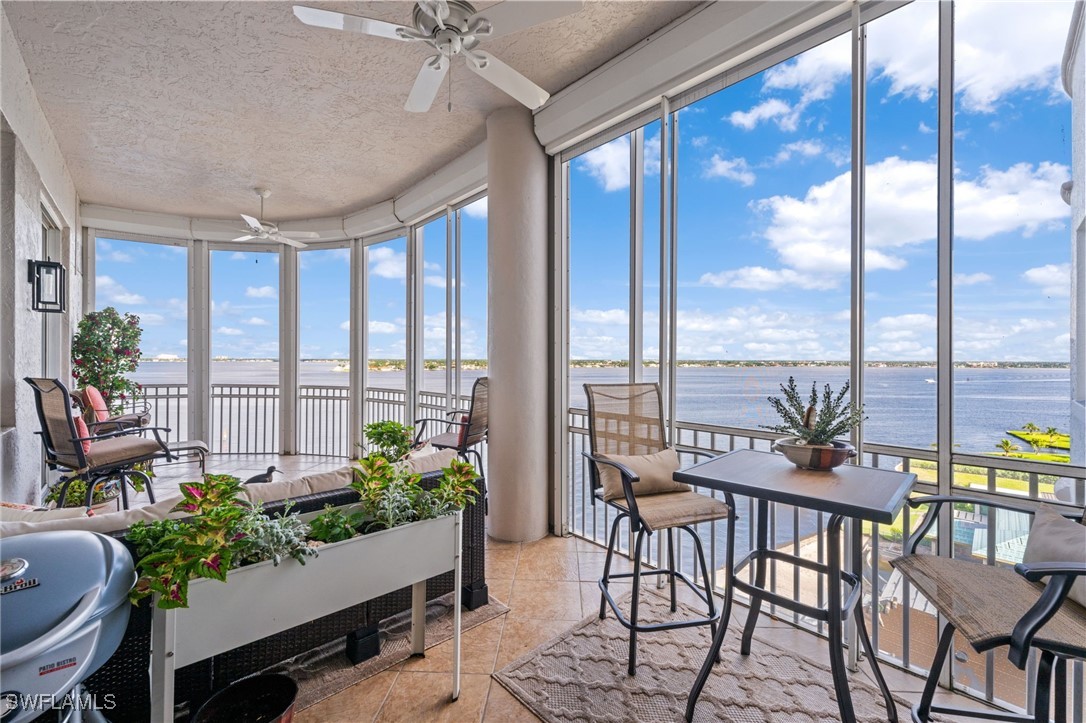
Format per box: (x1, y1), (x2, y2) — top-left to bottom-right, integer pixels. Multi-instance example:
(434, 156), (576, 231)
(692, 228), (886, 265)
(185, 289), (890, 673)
(567, 407), (1086, 721)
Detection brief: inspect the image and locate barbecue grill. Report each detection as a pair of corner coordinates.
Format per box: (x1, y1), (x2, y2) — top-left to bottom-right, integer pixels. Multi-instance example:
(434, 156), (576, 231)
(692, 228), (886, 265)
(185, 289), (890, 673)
(1, 530), (134, 723)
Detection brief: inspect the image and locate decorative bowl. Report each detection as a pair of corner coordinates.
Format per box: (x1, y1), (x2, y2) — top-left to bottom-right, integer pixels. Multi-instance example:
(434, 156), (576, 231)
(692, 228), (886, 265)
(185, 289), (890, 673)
(772, 438), (856, 471)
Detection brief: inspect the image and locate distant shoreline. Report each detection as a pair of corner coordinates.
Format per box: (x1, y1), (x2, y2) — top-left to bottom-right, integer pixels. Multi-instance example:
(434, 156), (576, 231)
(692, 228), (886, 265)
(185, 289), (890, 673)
(141, 358), (1071, 369)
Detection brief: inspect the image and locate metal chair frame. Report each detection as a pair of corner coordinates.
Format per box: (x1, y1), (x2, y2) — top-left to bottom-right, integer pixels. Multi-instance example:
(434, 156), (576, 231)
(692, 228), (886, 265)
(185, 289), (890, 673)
(583, 382), (736, 676)
(24, 377), (174, 509)
(901, 494), (1086, 723)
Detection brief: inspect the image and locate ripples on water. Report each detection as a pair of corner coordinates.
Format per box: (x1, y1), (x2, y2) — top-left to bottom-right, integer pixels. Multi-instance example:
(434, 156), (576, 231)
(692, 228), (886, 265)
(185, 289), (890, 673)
(133, 362), (1071, 454)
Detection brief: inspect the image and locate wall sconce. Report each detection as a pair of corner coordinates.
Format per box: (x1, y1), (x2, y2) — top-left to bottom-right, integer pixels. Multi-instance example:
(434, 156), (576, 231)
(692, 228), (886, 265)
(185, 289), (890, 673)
(27, 259), (66, 313)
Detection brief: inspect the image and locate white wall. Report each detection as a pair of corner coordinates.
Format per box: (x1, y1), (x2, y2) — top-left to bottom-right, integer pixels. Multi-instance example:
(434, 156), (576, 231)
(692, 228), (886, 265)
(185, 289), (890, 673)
(1, 6), (82, 504)
(1067, 8), (1085, 469)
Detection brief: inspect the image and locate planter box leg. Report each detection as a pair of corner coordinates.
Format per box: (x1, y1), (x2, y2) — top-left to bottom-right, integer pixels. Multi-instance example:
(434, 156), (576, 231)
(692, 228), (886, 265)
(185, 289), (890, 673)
(410, 581), (426, 656)
(462, 581), (489, 611)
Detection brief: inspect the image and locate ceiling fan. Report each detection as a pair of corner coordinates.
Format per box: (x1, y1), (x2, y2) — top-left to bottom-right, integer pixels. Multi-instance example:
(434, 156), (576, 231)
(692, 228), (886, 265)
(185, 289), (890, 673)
(292, 0), (583, 113)
(233, 188), (319, 248)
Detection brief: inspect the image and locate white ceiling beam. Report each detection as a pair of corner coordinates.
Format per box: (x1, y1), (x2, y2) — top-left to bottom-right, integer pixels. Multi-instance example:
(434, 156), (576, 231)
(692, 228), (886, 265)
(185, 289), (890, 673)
(393, 142), (487, 225)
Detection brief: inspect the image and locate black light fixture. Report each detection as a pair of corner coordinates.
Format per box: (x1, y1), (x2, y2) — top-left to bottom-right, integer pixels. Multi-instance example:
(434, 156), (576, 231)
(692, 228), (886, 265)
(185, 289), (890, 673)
(27, 259), (66, 313)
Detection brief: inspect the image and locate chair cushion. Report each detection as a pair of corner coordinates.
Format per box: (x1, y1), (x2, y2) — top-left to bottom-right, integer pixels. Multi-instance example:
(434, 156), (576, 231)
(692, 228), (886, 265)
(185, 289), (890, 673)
(599, 448), (688, 501)
(241, 466), (355, 505)
(74, 416), (92, 454)
(891, 553), (1086, 657)
(85, 436), (163, 468)
(428, 431), (463, 450)
(82, 385), (110, 422)
(1024, 506), (1086, 608)
(396, 448), (458, 476)
(606, 489), (730, 532)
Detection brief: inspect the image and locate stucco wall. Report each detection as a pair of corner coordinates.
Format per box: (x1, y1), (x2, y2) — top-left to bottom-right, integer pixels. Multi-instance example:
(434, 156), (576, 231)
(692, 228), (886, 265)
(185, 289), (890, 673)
(1, 6), (82, 504)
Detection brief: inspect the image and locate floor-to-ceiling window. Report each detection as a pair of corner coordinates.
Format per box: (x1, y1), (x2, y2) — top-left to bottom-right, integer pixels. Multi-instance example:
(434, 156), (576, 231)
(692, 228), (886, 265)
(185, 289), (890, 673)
(299, 245), (351, 455)
(209, 248), (279, 453)
(365, 235), (409, 425)
(455, 196), (488, 403)
(94, 233), (189, 441)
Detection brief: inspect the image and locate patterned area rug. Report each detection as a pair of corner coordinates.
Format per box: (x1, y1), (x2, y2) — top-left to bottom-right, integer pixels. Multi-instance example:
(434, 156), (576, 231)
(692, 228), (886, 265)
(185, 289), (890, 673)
(263, 592), (508, 710)
(495, 591), (927, 722)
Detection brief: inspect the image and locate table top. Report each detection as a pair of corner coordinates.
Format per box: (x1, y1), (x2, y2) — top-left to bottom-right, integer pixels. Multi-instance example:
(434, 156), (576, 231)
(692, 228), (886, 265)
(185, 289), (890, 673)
(673, 449), (916, 524)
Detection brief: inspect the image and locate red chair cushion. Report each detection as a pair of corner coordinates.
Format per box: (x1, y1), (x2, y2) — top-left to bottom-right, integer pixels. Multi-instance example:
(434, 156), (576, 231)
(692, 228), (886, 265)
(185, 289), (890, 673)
(456, 415), (469, 447)
(73, 416), (92, 454)
(82, 385), (109, 422)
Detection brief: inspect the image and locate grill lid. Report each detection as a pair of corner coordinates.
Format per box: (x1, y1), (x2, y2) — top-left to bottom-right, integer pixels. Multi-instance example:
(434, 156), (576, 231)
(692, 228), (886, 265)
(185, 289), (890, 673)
(0, 531), (134, 654)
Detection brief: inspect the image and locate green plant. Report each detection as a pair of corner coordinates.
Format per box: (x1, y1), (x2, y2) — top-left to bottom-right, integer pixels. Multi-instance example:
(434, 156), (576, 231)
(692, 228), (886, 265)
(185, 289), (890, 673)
(234, 503), (317, 566)
(45, 477), (119, 508)
(128, 474), (249, 609)
(71, 307), (143, 415)
(363, 420), (414, 461)
(350, 455), (479, 532)
(761, 376), (866, 446)
(308, 504), (364, 544)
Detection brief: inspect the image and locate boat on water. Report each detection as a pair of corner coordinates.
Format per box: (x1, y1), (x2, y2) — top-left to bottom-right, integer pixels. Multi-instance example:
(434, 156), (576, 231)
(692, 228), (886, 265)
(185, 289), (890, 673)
(924, 378), (936, 383)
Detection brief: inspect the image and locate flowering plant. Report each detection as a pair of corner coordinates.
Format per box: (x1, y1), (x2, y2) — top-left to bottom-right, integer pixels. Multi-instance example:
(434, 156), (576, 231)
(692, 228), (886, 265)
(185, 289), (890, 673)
(71, 306), (143, 415)
(126, 474), (314, 609)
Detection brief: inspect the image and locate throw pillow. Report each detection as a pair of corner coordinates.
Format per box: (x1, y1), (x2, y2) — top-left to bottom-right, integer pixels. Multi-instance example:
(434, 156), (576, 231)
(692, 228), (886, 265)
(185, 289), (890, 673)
(598, 447), (688, 501)
(82, 385), (110, 422)
(396, 448), (459, 476)
(73, 416), (93, 454)
(1023, 505), (1086, 608)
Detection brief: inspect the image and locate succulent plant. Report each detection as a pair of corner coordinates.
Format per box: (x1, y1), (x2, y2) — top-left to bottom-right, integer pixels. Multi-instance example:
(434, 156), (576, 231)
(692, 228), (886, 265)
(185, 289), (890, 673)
(761, 376), (866, 446)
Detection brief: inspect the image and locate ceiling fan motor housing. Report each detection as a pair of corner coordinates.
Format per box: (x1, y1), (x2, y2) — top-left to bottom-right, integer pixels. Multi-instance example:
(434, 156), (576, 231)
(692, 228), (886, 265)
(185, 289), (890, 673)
(413, 1), (477, 36)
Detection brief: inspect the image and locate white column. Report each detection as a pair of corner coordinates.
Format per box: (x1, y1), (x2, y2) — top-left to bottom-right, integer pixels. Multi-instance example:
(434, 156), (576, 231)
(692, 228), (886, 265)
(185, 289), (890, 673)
(279, 246), (299, 454)
(188, 240), (210, 445)
(486, 107), (549, 542)
(349, 240), (368, 456)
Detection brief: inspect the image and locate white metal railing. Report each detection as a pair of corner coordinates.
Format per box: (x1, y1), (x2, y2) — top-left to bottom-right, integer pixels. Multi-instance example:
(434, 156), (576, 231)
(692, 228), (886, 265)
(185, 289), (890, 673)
(567, 407), (1086, 720)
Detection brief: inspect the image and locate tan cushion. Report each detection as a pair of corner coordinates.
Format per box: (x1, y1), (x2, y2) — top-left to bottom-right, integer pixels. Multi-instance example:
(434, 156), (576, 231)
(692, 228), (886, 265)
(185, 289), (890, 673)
(85, 436), (162, 467)
(608, 489), (731, 532)
(599, 447), (688, 501)
(0, 495), (184, 538)
(1024, 505), (1086, 608)
(0, 504), (88, 523)
(396, 448), (458, 476)
(239, 466), (355, 505)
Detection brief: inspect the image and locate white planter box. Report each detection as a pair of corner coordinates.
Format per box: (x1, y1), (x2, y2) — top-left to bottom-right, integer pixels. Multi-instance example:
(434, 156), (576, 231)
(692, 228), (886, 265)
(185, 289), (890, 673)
(150, 511), (462, 722)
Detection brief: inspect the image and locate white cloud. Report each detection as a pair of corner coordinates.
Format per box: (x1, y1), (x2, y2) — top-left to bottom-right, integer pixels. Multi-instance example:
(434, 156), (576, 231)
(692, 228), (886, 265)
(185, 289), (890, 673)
(1022, 263), (1071, 297)
(918, 121), (935, 134)
(754, 156), (1069, 277)
(774, 140), (824, 164)
(369, 320), (398, 334)
(339, 320), (350, 331)
(729, 98), (799, 131)
(369, 246), (407, 279)
(230, 252), (247, 261)
(691, 135), (709, 148)
(138, 313), (165, 326)
(571, 308), (629, 325)
(96, 275), (145, 305)
(578, 136), (630, 191)
(106, 250), (133, 262)
(699, 266), (837, 291)
(217, 327), (244, 336)
(953, 272), (992, 286)
(242, 316), (269, 326)
(424, 274), (447, 289)
(245, 285), (277, 299)
(703, 154), (755, 186)
(462, 197), (487, 219)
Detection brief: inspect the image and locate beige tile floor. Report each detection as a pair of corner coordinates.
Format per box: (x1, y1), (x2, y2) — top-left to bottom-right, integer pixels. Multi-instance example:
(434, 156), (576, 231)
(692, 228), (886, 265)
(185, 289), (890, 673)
(143, 455), (1000, 722)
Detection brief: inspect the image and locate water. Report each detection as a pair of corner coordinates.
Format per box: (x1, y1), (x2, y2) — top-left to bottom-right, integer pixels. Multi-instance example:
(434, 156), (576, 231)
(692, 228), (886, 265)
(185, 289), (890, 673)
(132, 361), (1072, 455)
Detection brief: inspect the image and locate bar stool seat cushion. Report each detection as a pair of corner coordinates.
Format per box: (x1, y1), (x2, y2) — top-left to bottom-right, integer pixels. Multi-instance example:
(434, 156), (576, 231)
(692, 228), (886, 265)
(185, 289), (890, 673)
(603, 489), (731, 533)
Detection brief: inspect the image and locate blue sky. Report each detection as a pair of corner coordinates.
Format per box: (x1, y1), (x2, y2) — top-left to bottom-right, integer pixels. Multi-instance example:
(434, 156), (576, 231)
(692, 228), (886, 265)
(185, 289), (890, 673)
(568, 0), (1075, 362)
(95, 198), (487, 361)
(96, 1), (1075, 365)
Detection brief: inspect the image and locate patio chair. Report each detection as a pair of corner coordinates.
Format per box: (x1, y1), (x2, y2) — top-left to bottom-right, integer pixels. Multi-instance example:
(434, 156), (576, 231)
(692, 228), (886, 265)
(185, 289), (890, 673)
(583, 382), (735, 676)
(413, 376), (488, 470)
(72, 383), (151, 434)
(891, 496), (1086, 722)
(24, 377), (175, 510)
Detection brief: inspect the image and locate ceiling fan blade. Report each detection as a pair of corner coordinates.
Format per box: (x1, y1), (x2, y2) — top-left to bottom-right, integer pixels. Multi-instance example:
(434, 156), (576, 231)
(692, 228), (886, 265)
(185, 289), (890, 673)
(466, 52), (549, 109)
(472, 1), (583, 39)
(280, 231), (321, 239)
(405, 56), (449, 113)
(232, 235), (257, 242)
(292, 5), (411, 41)
(275, 235), (309, 249)
(240, 213), (263, 231)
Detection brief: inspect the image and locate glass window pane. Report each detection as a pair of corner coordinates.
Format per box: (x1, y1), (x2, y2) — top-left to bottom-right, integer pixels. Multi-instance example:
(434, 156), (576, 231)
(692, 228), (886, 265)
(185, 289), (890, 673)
(299, 247), (350, 456)
(458, 198), (488, 402)
(367, 237), (408, 423)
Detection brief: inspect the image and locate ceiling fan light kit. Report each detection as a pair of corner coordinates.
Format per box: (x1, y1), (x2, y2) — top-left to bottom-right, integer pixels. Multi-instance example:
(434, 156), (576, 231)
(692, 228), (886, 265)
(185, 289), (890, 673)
(293, 0), (583, 113)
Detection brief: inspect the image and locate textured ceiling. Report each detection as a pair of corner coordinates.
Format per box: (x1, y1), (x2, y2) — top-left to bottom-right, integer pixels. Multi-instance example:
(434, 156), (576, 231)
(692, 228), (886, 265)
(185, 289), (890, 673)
(3, 1), (699, 221)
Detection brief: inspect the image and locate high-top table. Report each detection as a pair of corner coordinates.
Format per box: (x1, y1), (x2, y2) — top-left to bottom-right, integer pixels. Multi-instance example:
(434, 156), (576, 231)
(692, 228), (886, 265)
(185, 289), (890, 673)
(675, 449), (916, 723)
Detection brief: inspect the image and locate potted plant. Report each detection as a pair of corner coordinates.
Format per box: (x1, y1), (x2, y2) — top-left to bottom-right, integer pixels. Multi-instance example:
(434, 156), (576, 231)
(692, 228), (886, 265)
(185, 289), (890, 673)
(45, 476), (125, 511)
(761, 376), (866, 470)
(71, 306), (143, 416)
(362, 420), (415, 461)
